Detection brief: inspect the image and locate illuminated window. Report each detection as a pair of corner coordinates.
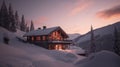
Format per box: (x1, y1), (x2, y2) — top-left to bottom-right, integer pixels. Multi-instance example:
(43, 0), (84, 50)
(53, 32), (55, 36)
(31, 37), (34, 41)
(55, 31), (56, 36)
(36, 36), (41, 41)
(42, 36), (46, 40)
(56, 31), (58, 36)
(55, 44), (63, 50)
(58, 45), (62, 50)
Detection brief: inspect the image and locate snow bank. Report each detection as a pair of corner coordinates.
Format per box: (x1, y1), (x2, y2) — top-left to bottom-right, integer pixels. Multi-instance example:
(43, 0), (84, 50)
(75, 50), (120, 67)
(47, 50), (78, 63)
(15, 29), (25, 37)
(66, 46), (85, 54)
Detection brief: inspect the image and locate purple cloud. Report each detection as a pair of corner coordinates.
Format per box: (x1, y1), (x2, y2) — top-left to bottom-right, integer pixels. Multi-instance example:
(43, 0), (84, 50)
(96, 5), (120, 19)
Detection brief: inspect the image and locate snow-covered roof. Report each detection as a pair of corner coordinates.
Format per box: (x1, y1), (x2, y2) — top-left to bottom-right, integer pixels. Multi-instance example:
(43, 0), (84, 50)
(23, 26), (68, 38)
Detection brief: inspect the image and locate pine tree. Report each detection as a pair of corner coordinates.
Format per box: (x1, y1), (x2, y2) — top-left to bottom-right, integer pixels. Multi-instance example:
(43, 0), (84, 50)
(113, 25), (120, 56)
(0, 10), (1, 26)
(0, 1), (10, 29)
(26, 26), (29, 32)
(30, 20), (35, 31)
(20, 15), (26, 32)
(15, 11), (20, 29)
(8, 4), (16, 32)
(89, 25), (96, 55)
(25, 23), (28, 32)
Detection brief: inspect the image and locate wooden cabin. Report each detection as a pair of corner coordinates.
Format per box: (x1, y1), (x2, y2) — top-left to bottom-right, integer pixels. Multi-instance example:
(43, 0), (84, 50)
(23, 26), (72, 50)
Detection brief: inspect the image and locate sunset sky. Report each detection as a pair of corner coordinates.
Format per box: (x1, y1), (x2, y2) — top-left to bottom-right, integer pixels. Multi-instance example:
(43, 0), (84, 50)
(0, 0), (120, 34)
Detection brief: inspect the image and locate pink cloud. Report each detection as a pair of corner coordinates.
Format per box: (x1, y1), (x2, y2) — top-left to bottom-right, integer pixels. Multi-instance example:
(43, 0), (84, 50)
(96, 5), (120, 19)
(34, 16), (49, 28)
(68, 0), (92, 16)
(35, 16), (49, 24)
(36, 16), (49, 23)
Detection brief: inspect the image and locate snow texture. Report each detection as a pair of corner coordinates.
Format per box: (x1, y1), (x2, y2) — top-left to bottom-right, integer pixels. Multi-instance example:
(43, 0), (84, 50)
(0, 27), (82, 67)
(65, 46), (85, 54)
(1, 26), (120, 67)
(23, 26), (63, 36)
(75, 50), (120, 67)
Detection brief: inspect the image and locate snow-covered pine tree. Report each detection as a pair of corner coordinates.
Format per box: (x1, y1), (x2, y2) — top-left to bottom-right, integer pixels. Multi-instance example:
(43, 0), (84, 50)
(26, 26), (29, 32)
(8, 4), (16, 32)
(30, 20), (35, 31)
(15, 11), (20, 29)
(89, 25), (96, 55)
(0, 1), (10, 30)
(25, 23), (28, 32)
(20, 15), (26, 32)
(113, 25), (120, 56)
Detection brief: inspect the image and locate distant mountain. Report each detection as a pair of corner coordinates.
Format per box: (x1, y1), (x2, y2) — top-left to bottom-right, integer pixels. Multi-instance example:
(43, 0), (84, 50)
(68, 33), (80, 40)
(74, 21), (120, 52)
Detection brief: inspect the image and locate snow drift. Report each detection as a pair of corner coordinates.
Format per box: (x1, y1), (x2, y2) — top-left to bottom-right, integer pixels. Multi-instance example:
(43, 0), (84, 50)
(75, 50), (120, 67)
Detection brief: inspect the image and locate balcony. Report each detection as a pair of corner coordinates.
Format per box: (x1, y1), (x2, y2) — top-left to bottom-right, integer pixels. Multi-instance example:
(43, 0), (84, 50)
(31, 40), (73, 44)
(50, 40), (73, 44)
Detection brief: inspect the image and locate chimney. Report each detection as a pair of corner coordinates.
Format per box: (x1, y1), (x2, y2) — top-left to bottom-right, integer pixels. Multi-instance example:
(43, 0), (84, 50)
(43, 26), (46, 29)
(38, 27), (41, 30)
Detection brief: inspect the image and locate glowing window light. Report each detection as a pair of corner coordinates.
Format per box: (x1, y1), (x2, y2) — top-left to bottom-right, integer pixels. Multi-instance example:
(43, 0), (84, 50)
(31, 37), (34, 41)
(36, 36), (41, 41)
(55, 44), (63, 50)
(42, 36), (46, 40)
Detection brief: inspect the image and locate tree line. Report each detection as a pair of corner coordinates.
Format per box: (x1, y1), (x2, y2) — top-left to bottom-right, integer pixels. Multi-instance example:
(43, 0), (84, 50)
(0, 1), (35, 32)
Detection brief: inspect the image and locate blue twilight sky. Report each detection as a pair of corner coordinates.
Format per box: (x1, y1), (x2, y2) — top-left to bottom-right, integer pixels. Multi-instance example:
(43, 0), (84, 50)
(0, 0), (120, 34)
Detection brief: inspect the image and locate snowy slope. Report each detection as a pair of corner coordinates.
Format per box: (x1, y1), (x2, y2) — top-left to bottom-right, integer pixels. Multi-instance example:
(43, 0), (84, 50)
(75, 22), (120, 52)
(75, 50), (120, 67)
(0, 43), (75, 67)
(68, 33), (80, 40)
(0, 27), (86, 67)
(0, 27), (120, 67)
(75, 23), (115, 43)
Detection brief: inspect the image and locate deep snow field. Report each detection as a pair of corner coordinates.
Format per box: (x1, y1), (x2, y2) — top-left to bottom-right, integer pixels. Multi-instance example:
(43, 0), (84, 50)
(0, 27), (120, 67)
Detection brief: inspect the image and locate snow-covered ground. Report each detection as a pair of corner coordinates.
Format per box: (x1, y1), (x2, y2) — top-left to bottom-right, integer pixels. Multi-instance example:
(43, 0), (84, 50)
(75, 50), (120, 67)
(0, 43), (75, 67)
(0, 27), (120, 67)
(0, 27), (85, 67)
(66, 46), (85, 54)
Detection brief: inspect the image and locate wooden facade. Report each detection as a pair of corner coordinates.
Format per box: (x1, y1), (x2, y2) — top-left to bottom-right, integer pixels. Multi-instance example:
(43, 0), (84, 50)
(23, 26), (72, 50)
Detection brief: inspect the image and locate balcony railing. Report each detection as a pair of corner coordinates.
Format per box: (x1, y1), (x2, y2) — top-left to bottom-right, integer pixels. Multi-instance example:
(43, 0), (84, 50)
(31, 40), (73, 44)
(50, 40), (73, 44)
